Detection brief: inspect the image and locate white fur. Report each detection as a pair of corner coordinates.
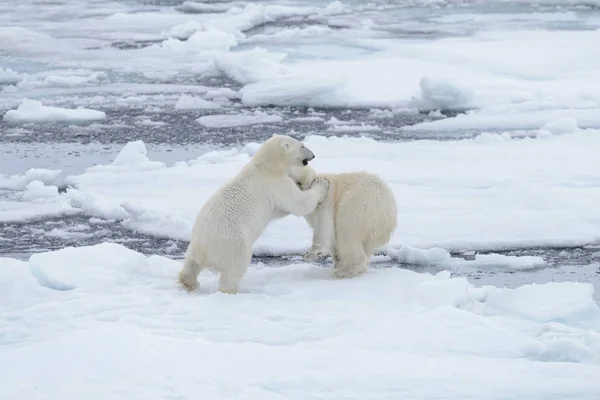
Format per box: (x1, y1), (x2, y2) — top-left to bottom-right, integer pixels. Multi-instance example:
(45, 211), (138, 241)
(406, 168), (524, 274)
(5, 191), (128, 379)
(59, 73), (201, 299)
(290, 165), (397, 279)
(179, 134), (329, 294)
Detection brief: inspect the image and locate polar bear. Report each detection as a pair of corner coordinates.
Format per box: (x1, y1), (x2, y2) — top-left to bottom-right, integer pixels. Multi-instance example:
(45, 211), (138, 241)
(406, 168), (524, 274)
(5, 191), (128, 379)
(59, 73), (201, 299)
(179, 134), (329, 294)
(289, 165), (397, 279)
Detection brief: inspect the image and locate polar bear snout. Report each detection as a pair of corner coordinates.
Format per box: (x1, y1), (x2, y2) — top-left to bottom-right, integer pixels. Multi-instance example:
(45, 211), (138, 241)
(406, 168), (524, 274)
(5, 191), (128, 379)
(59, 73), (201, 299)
(301, 145), (315, 165)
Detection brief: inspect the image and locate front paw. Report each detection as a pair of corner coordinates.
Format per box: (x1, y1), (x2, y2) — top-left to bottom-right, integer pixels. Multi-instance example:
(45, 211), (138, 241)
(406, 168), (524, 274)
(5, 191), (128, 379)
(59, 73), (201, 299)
(310, 177), (330, 202)
(303, 248), (330, 261)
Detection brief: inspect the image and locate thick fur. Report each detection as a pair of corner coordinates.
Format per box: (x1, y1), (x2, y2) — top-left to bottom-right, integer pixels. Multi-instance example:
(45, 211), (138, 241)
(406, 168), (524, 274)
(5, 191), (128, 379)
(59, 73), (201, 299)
(289, 165), (397, 279)
(179, 134), (329, 294)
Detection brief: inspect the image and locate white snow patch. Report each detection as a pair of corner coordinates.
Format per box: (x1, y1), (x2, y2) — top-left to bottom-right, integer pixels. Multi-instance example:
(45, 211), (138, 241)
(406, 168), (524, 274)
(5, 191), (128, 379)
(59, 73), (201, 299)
(3, 100), (105, 123)
(175, 94), (221, 110)
(410, 76), (473, 111)
(196, 112), (283, 128)
(214, 48), (288, 85)
(456, 253), (547, 271)
(289, 116), (325, 122)
(44, 228), (94, 240)
(0, 168), (62, 190)
(407, 109), (600, 132)
(540, 117), (579, 135)
(327, 123), (382, 133)
(177, 1), (232, 14)
(111, 140), (163, 168)
(134, 118), (167, 127)
(21, 181), (59, 202)
(204, 87), (240, 100)
(387, 246), (452, 266)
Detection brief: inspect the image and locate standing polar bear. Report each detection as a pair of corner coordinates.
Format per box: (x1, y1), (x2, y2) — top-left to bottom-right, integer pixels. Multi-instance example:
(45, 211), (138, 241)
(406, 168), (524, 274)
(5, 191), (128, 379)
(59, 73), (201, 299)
(179, 134), (329, 294)
(290, 165), (397, 279)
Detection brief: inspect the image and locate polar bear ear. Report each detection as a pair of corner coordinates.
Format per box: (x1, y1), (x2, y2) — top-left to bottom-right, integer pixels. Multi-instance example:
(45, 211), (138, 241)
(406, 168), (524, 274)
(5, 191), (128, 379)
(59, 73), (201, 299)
(272, 133), (279, 137)
(280, 141), (290, 153)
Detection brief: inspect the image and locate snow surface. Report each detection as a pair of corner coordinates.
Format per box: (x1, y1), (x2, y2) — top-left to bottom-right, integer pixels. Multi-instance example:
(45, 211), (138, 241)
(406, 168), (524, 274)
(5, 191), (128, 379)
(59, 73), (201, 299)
(1, 242), (599, 399)
(2, 1), (600, 397)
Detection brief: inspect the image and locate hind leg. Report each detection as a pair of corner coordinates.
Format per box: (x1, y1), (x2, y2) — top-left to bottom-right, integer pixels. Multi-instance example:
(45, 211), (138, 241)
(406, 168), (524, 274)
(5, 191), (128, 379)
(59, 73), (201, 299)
(218, 247), (251, 294)
(332, 233), (369, 279)
(178, 249), (204, 291)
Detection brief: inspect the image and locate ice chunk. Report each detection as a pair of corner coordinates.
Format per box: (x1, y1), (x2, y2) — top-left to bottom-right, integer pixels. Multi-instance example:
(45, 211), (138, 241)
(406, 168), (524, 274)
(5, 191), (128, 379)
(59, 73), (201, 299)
(327, 123), (382, 133)
(175, 95), (221, 110)
(411, 76), (473, 111)
(0, 67), (22, 84)
(134, 118), (167, 127)
(540, 117), (579, 135)
(204, 87), (240, 100)
(21, 181), (59, 202)
(3, 100), (106, 123)
(387, 246), (452, 266)
(196, 112), (282, 128)
(241, 74), (345, 107)
(0, 27), (54, 53)
(112, 141), (150, 167)
(0, 168), (62, 190)
(456, 253), (547, 270)
(185, 29), (238, 52)
(177, 1), (232, 14)
(483, 282), (599, 323)
(214, 48), (287, 84)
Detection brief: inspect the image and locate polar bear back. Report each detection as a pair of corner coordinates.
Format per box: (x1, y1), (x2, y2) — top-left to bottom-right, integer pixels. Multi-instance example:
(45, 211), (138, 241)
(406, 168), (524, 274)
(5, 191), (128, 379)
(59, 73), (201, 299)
(327, 171), (397, 249)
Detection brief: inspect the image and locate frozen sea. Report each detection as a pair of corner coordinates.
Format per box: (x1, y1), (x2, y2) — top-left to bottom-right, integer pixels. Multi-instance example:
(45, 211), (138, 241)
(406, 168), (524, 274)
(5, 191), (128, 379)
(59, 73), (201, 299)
(1, 1), (600, 399)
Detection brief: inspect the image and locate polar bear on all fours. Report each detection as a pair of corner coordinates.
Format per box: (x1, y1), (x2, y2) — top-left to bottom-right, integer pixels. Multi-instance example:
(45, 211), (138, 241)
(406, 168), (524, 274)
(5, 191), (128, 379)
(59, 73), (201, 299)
(289, 165), (397, 279)
(178, 134), (329, 294)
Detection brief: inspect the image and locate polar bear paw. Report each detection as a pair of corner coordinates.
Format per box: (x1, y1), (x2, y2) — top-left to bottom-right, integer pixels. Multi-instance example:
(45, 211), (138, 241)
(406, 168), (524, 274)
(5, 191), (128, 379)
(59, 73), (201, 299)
(310, 177), (330, 202)
(303, 248), (330, 261)
(332, 265), (368, 279)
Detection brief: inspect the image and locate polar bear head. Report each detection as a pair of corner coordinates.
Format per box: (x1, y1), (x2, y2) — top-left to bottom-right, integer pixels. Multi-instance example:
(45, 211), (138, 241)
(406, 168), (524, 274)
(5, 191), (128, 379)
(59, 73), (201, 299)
(253, 134), (316, 172)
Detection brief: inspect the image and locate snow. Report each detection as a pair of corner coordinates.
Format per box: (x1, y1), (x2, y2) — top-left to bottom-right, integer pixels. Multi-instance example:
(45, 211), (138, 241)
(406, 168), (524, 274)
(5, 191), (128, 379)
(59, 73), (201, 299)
(196, 112), (283, 128)
(1, 0), (598, 130)
(112, 140), (156, 167)
(456, 253), (547, 270)
(2, 1), (600, 396)
(0, 168), (62, 190)
(239, 29), (600, 127)
(540, 117), (579, 135)
(3, 100), (106, 123)
(327, 123), (382, 133)
(174, 94), (221, 110)
(0, 242), (599, 399)
(387, 246), (546, 270)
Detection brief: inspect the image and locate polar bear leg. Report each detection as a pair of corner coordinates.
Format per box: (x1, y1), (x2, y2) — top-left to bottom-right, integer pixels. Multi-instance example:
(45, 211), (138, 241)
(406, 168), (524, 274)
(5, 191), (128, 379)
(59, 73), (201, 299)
(303, 203), (334, 261)
(179, 250), (204, 291)
(332, 230), (369, 279)
(217, 246), (252, 294)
